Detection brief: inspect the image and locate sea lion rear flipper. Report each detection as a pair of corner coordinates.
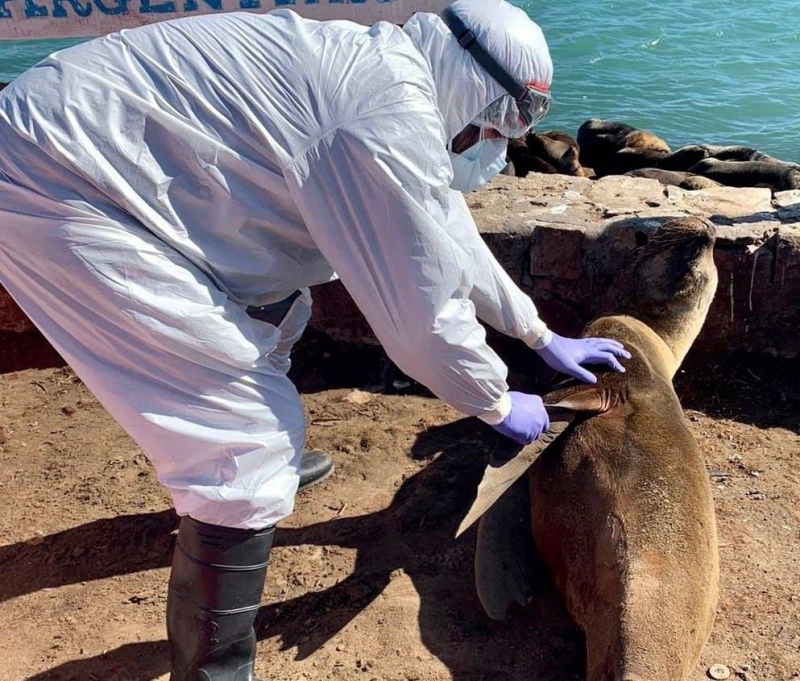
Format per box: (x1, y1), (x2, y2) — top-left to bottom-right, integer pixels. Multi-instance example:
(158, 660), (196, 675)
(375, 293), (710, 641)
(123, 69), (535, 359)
(474, 475), (540, 620)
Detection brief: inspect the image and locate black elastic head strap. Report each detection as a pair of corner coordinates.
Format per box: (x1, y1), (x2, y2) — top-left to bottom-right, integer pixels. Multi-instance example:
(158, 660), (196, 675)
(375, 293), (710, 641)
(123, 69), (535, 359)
(439, 5), (527, 102)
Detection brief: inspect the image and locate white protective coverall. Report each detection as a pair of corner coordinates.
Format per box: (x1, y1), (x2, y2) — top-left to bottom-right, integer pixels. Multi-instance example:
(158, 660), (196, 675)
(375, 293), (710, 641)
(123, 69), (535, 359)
(0, 0), (553, 529)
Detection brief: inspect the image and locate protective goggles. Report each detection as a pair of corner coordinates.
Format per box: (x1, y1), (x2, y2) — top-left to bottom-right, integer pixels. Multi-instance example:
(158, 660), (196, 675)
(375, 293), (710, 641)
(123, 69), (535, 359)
(440, 5), (552, 138)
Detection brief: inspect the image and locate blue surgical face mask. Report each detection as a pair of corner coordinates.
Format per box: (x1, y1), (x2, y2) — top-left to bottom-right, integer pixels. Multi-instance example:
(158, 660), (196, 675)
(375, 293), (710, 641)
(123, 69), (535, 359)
(448, 134), (509, 193)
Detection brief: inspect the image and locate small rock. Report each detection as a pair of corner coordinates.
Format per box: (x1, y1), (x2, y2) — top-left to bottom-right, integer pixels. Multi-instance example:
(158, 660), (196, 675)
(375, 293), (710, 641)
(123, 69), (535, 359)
(61, 405), (76, 416)
(342, 389), (373, 406)
(708, 664), (731, 680)
(27, 531), (45, 545)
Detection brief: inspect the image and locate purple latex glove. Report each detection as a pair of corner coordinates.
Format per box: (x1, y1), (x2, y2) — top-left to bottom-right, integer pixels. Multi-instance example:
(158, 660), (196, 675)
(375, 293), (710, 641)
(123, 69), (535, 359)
(536, 332), (631, 384)
(492, 391), (551, 446)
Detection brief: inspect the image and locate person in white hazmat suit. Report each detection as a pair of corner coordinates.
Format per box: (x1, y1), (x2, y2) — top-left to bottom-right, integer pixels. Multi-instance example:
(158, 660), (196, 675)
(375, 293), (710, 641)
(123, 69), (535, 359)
(0, 0), (630, 677)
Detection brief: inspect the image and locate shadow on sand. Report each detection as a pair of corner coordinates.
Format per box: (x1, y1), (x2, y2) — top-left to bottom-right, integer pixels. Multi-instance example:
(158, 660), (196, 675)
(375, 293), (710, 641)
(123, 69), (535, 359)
(21, 418), (582, 681)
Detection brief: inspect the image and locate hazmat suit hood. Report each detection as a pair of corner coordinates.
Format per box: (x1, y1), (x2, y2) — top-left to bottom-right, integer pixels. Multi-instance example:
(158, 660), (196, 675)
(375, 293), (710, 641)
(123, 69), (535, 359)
(403, 0), (553, 144)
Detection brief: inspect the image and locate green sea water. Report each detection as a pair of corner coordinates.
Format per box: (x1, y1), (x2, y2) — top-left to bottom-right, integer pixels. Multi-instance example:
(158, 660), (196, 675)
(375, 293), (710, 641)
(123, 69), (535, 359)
(1, 0), (799, 162)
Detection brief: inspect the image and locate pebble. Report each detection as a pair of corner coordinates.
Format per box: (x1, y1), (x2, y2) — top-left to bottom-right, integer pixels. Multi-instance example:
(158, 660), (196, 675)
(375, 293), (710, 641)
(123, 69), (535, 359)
(708, 664), (731, 680)
(343, 389), (373, 405)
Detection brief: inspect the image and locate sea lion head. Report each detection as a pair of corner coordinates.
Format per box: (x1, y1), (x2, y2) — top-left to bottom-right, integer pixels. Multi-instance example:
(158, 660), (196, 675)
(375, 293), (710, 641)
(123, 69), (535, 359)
(610, 217), (718, 373)
(527, 131), (584, 176)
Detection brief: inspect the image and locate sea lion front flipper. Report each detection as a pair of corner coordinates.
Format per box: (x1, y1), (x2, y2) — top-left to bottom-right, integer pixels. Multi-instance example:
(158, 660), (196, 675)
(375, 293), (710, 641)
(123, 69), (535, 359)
(455, 415), (575, 538)
(455, 392), (607, 539)
(547, 387), (613, 414)
(474, 475), (540, 620)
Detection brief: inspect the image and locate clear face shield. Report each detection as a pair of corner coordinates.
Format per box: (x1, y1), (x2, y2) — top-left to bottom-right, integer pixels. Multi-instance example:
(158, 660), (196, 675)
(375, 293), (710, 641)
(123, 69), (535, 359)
(440, 6), (552, 140)
(473, 86), (552, 139)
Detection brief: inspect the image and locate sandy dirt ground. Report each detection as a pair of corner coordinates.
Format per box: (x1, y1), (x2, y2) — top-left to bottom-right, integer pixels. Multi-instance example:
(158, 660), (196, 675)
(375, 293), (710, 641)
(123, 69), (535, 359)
(0, 329), (798, 681)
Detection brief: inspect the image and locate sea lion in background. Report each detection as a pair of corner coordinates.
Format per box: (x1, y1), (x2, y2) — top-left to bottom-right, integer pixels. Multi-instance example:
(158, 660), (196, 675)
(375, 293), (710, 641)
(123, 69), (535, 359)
(528, 130), (587, 176)
(661, 144), (800, 173)
(577, 118), (671, 177)
(603, 146), (671, 175)
(506, 130), (588, 178)
(658, 144), (711, 171)
(500, 160), (516, 177)
(474, 216), (720, 681)
(702, 145), (800, 168)
(679, 174), (723, 190)
(625, 167), (721, 190)
(689, 158), (800, 192)
(506, 136), (559, 177)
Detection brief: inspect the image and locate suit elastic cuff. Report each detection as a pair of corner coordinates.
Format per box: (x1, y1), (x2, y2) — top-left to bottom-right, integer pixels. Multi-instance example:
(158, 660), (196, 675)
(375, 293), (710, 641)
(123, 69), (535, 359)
(522, 323), (553, 350)
(477, 392), (513, 425)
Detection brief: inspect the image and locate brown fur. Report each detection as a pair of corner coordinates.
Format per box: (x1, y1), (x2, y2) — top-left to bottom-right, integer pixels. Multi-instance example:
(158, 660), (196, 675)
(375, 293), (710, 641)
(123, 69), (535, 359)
(506, 130), (586, 178)
(577, 119), (671, 177)
(621, 130), (671, 154)
(659, 145), (711, 172)
(626, 167), (689, 186)
(661, 144), (799, 173)
(471, 218), (719, 680)
(679, 175), (722, 190)
(528, 217), (720, 680)
(689, 158), (800, 191)
(529, 131), (585, 176)
(625, 167), (721, 190)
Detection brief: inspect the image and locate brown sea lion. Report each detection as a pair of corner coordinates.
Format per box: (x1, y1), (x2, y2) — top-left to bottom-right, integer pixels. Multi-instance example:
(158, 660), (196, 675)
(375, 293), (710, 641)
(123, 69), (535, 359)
(528, 130), (586, 176)
(658, 145), (711, 171)
(661, 144), (800, 173)
(474, 217), (720, 681)
(701, 144), (799, 167)
(704, 144), (763, 162)
(625, 167), (721, 190)
(506, 136), (554, 177)
(679, 175), (722, 190)
(689, 158), (800, 191)
(577, 118), (637, 154)
(577, 119), (671, 177)
(506, 131), (587, 178)
(499, 160), (516, 177)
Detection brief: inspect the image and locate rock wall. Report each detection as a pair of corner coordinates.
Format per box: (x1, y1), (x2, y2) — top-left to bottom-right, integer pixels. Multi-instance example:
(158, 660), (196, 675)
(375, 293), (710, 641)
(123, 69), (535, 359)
(312, 174), (800, 358)
(2, 174), (799, 357)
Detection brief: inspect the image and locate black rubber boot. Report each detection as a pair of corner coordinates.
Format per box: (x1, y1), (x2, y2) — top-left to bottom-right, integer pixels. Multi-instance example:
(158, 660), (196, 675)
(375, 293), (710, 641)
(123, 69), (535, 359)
(167, 516), (274, 681)
(298, 449), (334, 492)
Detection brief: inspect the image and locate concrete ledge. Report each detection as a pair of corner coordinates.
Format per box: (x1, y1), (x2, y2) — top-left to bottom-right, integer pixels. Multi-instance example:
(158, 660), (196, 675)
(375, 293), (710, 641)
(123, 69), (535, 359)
(2, 174), (799, 357)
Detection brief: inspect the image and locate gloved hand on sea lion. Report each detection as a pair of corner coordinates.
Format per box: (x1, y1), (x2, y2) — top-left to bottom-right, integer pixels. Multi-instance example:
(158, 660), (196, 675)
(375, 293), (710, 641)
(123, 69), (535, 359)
(535, 332), (631, 383)
(490, 391), (551, 445)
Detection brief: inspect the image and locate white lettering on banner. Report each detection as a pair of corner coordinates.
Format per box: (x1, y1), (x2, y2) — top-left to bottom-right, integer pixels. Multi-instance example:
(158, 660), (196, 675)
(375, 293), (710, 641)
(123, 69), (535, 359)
(0, 0), (448, 40)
